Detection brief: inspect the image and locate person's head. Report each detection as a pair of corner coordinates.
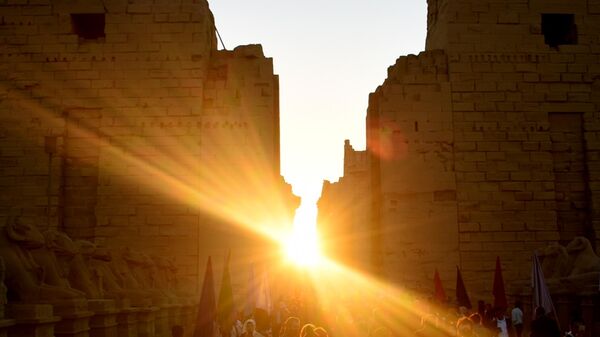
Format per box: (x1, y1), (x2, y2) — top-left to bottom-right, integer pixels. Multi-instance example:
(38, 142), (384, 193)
(283, 317), (301, 337)
(534, 306), (546, 319)
(300, 324), (317, 337)
(494, 308), (505, 319)
(514, 300), (522, 309)
(469, 313), (482, 325)
(244, 319), (256, 334)
(456, 317), (474, 336)
(172, 325), (184, 337)
(314, 327), (328, 337)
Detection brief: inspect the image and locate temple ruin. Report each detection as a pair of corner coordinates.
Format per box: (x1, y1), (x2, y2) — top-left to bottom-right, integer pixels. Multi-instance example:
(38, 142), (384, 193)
(0, 0), (298, 335)
(319, 0), (600, 306)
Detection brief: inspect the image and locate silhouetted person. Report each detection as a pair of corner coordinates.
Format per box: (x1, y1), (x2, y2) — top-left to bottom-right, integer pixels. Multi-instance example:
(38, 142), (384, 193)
(314, 327), (328, 337)
(511, 301), (523, 337)
(273, 299), (290, 337)
(493, 308), (509, 337)
(469, 313), (488, 337)
(280, 316), (301, 337)
(478, 300), (486, 317)
(172, 325), (184, 337)
(484, 303), (495, 330)
(300, 324), (317, 337)
(530, 307), (560, 337)
(231, 311), (244, 337)
(254, 308), (270, 336)
(241, 319), (265, 337)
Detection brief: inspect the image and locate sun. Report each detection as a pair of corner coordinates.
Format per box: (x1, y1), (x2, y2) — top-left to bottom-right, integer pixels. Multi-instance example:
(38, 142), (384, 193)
(284, 227), (322, 267)
(283, 201), (323, 267)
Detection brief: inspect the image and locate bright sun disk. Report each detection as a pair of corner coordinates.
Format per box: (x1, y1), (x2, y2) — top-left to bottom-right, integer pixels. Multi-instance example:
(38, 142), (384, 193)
(284, 222), (322, 267)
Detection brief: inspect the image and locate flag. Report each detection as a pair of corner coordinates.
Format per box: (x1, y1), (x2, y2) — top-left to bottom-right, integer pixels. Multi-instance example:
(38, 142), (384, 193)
(256, 271), (272, 314)
(244, 264), (257, 316)
(531, 252), (556, 315)
(433, 269), (447, 303)
(492, 256), (508, 310)
(195, 257), (217, 337)
(455, 266), (472, 309)
(253, 271), (272, 332)
(217, 251), (235, 333)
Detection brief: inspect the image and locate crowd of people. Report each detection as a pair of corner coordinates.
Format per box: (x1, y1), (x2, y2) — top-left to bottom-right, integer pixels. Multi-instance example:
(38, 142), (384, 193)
(452, 302), (563, 337)
(203, 296), (585, 337)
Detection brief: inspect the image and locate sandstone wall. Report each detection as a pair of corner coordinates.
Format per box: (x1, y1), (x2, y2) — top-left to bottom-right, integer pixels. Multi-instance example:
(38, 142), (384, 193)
(318, 140), (372, 272)
(0, 0), (297, 292)
(426, 0), (600, 297)
(365, 50), (459, 293)
(336, 0), (600, 299)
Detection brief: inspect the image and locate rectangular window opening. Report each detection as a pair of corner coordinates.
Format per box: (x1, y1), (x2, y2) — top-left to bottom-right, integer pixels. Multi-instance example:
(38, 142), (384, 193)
(542, 14), (577, 48)
(71, 13), (105, 40)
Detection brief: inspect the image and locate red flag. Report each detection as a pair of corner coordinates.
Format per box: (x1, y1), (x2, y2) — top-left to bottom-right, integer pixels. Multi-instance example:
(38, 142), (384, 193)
(493, 256), (508, 310)
(195, 257), (217, 337)
(456, 266), (472, 309)
(433, 269), (447, 303)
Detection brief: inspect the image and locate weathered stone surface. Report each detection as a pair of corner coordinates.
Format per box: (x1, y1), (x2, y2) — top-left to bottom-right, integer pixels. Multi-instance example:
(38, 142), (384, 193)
(0, 0), (299, 297)
(321, 0), (600, 302)
(318, 141), (372, 272)
(0, 258), (6, 320)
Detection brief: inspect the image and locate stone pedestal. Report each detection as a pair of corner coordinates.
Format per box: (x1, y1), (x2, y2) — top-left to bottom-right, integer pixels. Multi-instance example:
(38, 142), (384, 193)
(52, 300), (94, 337)
(114, 299), (131, 311)
(117, 308), (139, 337)
(0, 319), (15, 337)
(555, 295), (571, 331)
(7, 303), (60, 337)
(88, 300), (118, 337)
(154, 307), (169, 337)
(581, 296), (599, 337)
(137, 307), (157, 337)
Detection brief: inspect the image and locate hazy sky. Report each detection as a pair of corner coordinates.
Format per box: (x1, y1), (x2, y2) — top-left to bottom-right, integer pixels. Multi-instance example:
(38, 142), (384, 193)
(210, 1), (427, 223)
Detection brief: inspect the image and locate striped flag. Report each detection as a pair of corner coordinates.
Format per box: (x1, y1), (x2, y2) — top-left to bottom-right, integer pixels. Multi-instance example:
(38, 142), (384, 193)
(531, 252), (556, 314)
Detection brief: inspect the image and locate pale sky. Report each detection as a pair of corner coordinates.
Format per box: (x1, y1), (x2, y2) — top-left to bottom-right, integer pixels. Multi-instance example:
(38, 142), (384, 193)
(210, 1), (427, 226)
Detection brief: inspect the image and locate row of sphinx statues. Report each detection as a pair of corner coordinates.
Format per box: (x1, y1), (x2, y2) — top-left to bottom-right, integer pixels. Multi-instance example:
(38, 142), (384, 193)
(512, 236), (600, 295)
(539, 236), (600, 280)
(0, 217), (192, 316)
